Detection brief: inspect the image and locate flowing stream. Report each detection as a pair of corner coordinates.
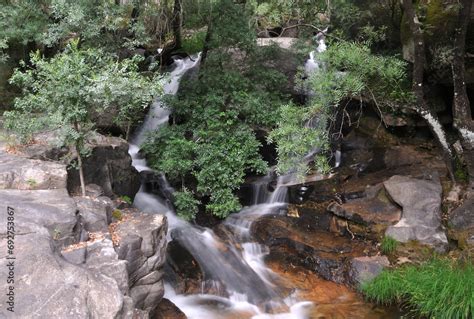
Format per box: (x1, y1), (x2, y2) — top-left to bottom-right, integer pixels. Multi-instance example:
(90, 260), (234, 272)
(128, 43), (331, 318)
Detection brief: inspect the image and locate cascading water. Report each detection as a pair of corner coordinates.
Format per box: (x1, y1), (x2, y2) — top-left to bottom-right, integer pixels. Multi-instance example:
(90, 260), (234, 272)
(127, 39), (328, 318)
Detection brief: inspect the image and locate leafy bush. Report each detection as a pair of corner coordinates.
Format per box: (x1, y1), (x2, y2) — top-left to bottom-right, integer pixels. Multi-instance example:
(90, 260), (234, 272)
(182, 31), (206, 54)
(271, 41), (409, 177)
(380, 236), (398, 255)
(362, 258), (474, 319)
(142, 1), (290, 218)
(174, 188), (200, 221)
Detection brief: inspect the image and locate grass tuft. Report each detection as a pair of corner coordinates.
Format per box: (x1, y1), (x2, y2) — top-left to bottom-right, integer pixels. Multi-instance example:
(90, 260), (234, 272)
(362, 258), (474, 319)
(380, 236), (398, 255)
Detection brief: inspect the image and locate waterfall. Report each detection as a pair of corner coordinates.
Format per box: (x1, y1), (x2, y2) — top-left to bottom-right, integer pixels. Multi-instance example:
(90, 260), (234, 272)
(128, 47), (327, 318)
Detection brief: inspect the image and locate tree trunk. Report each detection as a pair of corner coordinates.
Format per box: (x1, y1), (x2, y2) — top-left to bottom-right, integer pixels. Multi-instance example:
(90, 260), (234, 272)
(76, 143), (86, 197)
(452, 0), (474, 188)
(200, 23), (212, 67)
(402, 0), (455, 180)
(172, 0), (183, 50)
(73, 121), (86, 196)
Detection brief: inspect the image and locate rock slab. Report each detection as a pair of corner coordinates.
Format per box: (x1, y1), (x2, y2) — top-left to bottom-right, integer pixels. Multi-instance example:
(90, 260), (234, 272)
(383, 175), (448, 251)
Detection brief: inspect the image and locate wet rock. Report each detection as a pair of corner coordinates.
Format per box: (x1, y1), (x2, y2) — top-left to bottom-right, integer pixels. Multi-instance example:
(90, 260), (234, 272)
(0, 152), (67, 190)
(68, 134), (140, 198)
(383, 174), (448, 251)
(155, 298), (187, 319)
(166, 240), (204, 295)
(448, 196), (474, 250)
(252, 214), (375, 284)
(349, 256), (390, 288)
(328, 185), (401, 226)
(327, 184), (402, 239)
(115, 213), (168, 315)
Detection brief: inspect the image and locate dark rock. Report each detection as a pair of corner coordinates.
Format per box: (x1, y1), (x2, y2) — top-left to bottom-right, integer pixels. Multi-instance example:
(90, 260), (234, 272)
(448, 196), (474, 250)
(327, 184), (402, 237)
(67, 134), (140, 198)
(155, 298), (187, 319)
(349, 256), (389, 288)
(252, 214), (375, 284)
(384, 174), (448, 251)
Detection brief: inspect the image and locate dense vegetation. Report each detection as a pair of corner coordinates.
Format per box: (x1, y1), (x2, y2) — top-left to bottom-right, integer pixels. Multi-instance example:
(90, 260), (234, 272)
(362, 258), (474, 319)
(2, 0), (473, 215)
(2, 0), (474, 316)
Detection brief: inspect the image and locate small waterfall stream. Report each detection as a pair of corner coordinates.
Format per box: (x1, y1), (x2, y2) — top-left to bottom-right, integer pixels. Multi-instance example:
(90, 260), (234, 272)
(128, 40), (328, 318)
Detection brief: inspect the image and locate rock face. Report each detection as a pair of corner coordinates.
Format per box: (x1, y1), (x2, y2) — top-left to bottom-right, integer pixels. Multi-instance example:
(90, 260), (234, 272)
(383, 174), (448, 251)
(19, 130), (140, 199)
(115, 213), (168, 315)
(327, 184), (402, 238)
(0, 153), (67, 190)
(0, 145), (167, 318)
(448, 196), (474, 250)
(67, 134), (141, 198)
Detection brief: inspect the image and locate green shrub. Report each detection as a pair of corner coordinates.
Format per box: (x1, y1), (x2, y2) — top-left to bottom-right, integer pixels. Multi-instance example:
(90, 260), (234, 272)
(174, 188), (200, 221)
(362, 258), (474, 319)
(119, 195), (132, 205)
(182, 31), (206, 54)
(380, 236), (398, 255)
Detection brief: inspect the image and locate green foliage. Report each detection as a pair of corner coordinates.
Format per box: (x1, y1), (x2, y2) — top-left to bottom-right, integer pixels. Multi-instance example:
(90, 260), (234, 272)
(362, 258), (474, 319)
(142, 1), (290, 218)
(0, 0), (158, 58)
(5, 40), (160, 146)
(454, 156), (469, 183)
(182, 31), (206, 54)
(380, 236), (398, 255)
(119, 195), (132, 205)
(246, 0), (327, 31)
(270, 41), (409, 176)
(174, 188), (200, 221)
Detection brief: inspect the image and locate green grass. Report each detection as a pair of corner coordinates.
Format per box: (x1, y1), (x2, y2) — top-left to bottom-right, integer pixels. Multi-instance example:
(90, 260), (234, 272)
(380, 236), (398, 255)
(362, 258), (474, 319)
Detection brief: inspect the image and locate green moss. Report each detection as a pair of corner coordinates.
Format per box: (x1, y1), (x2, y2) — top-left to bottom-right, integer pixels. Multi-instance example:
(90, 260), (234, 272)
(362, 258), (474, 318)
(112, 209), (122, 220)
(455, 158), (469, 183)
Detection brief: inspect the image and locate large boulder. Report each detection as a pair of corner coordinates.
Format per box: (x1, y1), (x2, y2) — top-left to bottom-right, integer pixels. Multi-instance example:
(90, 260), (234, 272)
(0, 189), (127, 318)
(0, 153), (67, 190)
(383, 174), (448, 251)
(448, 196), (474, 250)
(327, 183), (402, 239)
(67, 134), (140, 198)
(114, 212), (168, 315)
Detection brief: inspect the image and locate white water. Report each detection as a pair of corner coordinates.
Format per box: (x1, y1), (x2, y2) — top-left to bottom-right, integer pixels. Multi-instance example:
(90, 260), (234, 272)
(128, 40), (327, 317)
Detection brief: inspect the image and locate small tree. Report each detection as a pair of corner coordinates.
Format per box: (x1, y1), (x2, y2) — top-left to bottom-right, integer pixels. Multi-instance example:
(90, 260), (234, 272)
(4, 40), (161, 196)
